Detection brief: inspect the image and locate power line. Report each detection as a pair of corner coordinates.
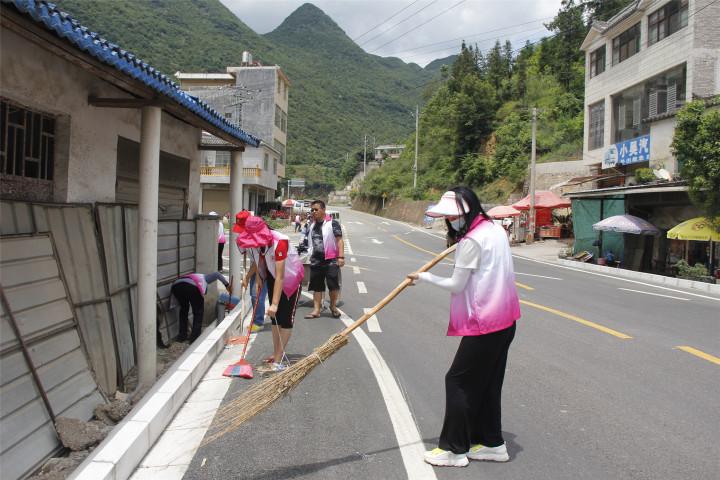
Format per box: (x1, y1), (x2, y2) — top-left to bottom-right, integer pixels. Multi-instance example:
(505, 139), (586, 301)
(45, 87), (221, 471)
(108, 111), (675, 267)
(369, 0), (468, 53)
(359, 0), (440, 47)
(352, 0), (423, 41)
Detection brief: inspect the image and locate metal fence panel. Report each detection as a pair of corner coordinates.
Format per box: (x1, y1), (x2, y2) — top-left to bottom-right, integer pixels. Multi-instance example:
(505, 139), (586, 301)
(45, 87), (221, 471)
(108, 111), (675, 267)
(0, 234), (103, 480)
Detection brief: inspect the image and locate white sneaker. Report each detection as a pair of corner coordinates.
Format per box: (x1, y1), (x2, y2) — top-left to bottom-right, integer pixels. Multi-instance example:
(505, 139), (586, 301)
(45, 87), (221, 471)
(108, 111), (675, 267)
(467, 443), (509, 462)
(271, 362), (287, 372)
(423, 448), (469, 467)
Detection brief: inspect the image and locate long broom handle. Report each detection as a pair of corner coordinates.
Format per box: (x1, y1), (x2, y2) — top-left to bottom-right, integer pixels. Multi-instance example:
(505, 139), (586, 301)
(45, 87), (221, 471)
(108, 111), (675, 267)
(340, 243), (456, 337)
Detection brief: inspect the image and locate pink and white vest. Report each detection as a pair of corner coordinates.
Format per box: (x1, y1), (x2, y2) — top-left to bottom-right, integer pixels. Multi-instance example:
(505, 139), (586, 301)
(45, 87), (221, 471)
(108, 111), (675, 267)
(218, 222), (226, 244)
(179, 273), (207, 295)
(447, 218), (520, 336)
(308, 215), (339, 260)
(250, 231), (304, 297)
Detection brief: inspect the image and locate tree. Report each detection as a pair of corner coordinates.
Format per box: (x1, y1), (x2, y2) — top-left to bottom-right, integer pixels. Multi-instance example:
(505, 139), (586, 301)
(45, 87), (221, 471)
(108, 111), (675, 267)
(545, 0), (587, 93)
(671, 100), (720, 223)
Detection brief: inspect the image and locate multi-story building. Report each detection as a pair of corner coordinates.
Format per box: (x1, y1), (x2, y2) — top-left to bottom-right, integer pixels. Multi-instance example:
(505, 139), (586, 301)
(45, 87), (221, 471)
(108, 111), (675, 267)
(176, 58), (290, 213)
(569, 0), (719, 271)
(373, 144), (405, 162)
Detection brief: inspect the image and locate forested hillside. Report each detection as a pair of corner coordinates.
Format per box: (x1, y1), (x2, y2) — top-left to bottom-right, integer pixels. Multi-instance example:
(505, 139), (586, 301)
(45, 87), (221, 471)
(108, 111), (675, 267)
(360, 0), (633, 203)
(55, 0), (451, 192)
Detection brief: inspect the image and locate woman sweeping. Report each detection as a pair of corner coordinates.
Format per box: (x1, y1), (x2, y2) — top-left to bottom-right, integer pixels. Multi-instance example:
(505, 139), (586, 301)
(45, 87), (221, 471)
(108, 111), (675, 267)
(237, 216), (304, 372)
(408, 187), (520, 468)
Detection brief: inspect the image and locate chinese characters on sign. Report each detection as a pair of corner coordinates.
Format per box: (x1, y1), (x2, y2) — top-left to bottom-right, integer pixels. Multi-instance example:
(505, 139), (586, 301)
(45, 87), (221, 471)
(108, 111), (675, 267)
(602, 134), (651, 169)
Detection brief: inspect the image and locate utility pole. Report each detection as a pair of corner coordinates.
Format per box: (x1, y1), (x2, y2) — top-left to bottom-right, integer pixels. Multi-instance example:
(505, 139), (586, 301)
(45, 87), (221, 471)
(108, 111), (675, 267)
(363, 134), (367, 178)
(414, 104), (419, 189)
(527, 107), (537, 244)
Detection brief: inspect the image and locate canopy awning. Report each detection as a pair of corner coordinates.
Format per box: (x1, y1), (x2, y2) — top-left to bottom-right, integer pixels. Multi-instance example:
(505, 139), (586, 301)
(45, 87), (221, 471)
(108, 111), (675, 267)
(512, 190), (571, 210)
(666, 217), (720, 241)
(487, 205), (521, 218)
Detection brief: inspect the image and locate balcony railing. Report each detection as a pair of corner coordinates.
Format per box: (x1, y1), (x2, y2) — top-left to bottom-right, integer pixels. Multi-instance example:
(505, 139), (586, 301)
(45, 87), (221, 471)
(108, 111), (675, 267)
(200, 165), (262, 178)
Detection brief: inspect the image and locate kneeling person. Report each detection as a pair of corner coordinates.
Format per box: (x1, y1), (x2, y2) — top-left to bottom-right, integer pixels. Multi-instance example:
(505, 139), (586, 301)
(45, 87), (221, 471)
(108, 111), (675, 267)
(171, 271), (230, 342)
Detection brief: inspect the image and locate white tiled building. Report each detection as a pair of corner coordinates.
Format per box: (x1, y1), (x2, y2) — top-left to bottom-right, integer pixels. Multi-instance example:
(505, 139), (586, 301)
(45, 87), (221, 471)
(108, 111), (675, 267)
(580, 0), (719, 174)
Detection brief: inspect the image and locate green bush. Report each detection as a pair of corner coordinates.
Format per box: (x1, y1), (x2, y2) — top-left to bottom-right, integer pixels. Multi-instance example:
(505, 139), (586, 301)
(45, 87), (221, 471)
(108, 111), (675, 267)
(634, 167), (655, 184)
(675, 260), (709, 278)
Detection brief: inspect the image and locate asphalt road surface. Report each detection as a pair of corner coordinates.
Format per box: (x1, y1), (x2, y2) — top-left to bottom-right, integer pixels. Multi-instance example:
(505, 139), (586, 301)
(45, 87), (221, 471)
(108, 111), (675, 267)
(184, 207), (719, 480)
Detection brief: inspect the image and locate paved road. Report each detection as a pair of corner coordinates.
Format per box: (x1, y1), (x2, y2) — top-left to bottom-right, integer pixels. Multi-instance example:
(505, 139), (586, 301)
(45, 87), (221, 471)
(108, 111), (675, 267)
(185, 207), (719, 480)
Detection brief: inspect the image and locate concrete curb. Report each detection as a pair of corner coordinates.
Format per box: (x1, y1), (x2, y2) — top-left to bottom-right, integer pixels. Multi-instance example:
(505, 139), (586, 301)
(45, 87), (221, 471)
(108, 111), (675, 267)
(69, 300), (250, 480)
(555, 258), (720, 295)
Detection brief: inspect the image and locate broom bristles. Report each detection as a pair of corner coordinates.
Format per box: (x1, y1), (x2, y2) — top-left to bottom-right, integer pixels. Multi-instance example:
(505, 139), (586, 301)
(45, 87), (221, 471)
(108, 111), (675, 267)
(202, 333), (348, 446)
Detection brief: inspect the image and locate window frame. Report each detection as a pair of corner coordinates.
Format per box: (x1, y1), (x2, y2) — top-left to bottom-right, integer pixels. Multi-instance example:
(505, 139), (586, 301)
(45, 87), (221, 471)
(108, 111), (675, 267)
(588, 101), (605, 151)
(590, 45), (606, 78)
(1, 97), (55, 181)
(648, 0), (688, 46)
(612, 23), (641, 65)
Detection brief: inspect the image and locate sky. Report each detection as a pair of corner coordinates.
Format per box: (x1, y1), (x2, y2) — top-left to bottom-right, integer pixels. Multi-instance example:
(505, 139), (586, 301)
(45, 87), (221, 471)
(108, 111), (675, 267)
(220, 0), (565, 66)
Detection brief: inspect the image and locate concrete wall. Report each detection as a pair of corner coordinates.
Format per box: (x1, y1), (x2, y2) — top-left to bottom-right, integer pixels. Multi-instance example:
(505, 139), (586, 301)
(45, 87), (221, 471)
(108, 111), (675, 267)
(352, 197), (429, 225)
(530, 160), (593, 195)
(0, 28), (201, 215)
(227, 67), (278, 143)
(581, 0), (720, 169)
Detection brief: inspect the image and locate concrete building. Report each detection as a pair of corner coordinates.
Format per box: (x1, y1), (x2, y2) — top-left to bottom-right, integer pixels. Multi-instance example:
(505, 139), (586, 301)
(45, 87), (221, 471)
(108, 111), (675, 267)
(569, 0), (719, 272)
(0, 2), (258, 478)
(176, 61), (290, 214)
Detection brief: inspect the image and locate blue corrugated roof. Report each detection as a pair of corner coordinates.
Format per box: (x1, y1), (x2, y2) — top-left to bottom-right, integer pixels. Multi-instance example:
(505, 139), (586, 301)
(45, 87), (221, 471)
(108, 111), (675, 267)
(5, 0), (260, 148)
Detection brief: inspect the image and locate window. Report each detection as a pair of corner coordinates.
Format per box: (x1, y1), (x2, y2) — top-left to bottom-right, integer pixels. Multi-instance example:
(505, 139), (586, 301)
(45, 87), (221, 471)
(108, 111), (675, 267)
(648, 0), (688, 45)
(277, 80), (281, 94)
(588, 101), (605, 150)
(590, 46), (606, 77)
(646, 63), (687, 117)
(1, 98), (55, 181)
(273, 139), (285, 164)
(275, 105), (282, 129)
(215, 151), (230, 167)
(281, 111), (287, 133)
(273, 158), (277, 174)
(263, 153), (269, 170)
(612, 23), (640, 65)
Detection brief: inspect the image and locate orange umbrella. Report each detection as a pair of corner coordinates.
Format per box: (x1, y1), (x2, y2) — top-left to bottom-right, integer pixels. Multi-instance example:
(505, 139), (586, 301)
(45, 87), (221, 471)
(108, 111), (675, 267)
(487, 205), (521, 218)
(511, 190), (571, 210)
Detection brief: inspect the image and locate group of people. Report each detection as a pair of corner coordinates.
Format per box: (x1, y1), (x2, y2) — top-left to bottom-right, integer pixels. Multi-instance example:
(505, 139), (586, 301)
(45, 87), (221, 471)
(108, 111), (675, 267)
(171, 200), (344, 372)
(172, 188), (520, 469)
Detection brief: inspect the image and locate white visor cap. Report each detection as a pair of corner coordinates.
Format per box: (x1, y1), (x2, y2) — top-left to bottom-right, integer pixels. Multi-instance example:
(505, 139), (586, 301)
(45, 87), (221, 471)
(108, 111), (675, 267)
(425, 191), (469, 218)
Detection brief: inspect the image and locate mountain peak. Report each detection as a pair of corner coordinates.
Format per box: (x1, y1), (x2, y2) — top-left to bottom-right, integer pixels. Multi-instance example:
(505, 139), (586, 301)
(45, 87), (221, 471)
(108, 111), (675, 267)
(268, 2), (348, 43)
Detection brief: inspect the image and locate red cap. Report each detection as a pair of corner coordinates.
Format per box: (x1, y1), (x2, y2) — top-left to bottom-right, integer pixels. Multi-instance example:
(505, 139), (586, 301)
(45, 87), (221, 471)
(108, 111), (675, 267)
(232, 210), (251, 233)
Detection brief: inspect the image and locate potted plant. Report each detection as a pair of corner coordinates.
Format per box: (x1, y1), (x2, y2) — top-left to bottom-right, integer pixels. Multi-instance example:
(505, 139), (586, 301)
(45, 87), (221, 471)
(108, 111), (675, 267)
(675, 260), (716, 284)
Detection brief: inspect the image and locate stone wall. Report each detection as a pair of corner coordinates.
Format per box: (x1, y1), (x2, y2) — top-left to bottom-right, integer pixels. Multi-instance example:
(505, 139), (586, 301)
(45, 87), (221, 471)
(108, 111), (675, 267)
(352, 196), (429, 225)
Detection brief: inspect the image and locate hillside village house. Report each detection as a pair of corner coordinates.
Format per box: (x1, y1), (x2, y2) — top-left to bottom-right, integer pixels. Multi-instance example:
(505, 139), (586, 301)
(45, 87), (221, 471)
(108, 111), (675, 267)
(176, 61), (290, 214)
(569, 0), (719, 273)
(0, 2), (258, 478)
(373, 144), (405, 163)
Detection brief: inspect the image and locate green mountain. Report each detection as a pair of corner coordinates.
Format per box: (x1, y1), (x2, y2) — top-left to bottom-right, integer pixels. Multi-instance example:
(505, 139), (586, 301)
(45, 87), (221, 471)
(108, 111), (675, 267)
(55, 0), (452, 189)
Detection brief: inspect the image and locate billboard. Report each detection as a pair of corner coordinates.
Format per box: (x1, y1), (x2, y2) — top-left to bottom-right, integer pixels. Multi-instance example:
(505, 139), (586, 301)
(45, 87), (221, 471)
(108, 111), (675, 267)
(602, 134), (650, 169)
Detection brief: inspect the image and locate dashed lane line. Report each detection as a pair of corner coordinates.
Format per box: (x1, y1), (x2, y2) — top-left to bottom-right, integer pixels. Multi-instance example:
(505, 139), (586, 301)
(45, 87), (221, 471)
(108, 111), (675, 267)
(353, 266), (361, 275)
(618, 288), (689, 301)
(357, 281), (368, 294)
(675, 346), (720, 366)
(515, 272), (563, 281)
(520, 299), (632, 339)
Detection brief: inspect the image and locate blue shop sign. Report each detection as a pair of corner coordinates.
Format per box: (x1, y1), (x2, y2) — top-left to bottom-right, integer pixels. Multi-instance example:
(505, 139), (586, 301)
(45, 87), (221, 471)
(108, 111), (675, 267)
(602, 134), (650, 169)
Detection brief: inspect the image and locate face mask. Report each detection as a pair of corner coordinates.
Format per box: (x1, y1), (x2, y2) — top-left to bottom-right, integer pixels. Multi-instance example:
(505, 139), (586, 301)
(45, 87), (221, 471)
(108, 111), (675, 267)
(450, 217), (465, 231)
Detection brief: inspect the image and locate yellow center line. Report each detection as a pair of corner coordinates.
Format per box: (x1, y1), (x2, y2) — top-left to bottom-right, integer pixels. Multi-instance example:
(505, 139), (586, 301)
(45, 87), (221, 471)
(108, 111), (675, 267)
(393, 234), (531, 290)
(520, 299), (632, 339)
(675, 346), (720, 365)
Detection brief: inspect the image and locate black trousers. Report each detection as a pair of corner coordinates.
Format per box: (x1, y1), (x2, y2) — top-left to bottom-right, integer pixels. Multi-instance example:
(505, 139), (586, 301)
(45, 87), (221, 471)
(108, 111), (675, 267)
(171, 282), (204, 342)
(218, 242), (225, 271)
(439, 323), (516, 454)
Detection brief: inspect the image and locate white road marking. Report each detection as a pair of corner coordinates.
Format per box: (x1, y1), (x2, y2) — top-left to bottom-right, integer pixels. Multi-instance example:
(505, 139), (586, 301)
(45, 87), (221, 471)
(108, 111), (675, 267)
(363, 308), (382, 332)
(341, 224), (354, 255)
(513, 255), (720, 302)
(381, 221), (390, 225)
(371, 238), (384, 244)
(352, 254), (389, 260)
(515, 272), (563, 280)
(353, 266), (361, 274)
(618, 288), (689, 301)
(357, 281), (367, 294)
(351, 257), (357, 263)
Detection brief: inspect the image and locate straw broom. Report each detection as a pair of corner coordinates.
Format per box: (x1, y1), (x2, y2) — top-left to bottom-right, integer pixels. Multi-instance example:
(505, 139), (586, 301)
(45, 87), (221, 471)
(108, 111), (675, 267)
(202, 243), (456, 446)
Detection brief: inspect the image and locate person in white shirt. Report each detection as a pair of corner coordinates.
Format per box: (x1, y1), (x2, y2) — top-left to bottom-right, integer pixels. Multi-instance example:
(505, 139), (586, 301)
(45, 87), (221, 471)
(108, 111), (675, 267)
(408, 187), (521, 468)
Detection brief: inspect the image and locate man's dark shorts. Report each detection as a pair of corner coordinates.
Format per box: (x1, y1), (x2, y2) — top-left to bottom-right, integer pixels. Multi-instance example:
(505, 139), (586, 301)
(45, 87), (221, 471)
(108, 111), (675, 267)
(309, 263), (341, 292)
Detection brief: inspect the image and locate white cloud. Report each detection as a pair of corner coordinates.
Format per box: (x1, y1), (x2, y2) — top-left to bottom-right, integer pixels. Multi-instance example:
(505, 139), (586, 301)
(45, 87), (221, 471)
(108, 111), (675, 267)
(221, 0), (564, 66)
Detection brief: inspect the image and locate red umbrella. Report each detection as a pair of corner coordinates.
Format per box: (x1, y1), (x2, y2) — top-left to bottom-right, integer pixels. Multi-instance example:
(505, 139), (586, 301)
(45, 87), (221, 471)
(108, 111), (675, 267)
(511, 190), (571, 210)
(487, 205), (521, 218)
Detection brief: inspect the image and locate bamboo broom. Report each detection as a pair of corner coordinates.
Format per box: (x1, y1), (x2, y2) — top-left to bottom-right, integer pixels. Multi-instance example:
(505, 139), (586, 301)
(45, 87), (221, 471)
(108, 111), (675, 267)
(202, 243), (456, 446)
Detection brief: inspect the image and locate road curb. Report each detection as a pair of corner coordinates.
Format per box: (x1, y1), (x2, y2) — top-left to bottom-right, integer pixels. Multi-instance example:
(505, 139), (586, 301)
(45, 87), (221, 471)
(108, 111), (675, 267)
(69, 299), (250, 480)
(554, 258), (720, 295)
